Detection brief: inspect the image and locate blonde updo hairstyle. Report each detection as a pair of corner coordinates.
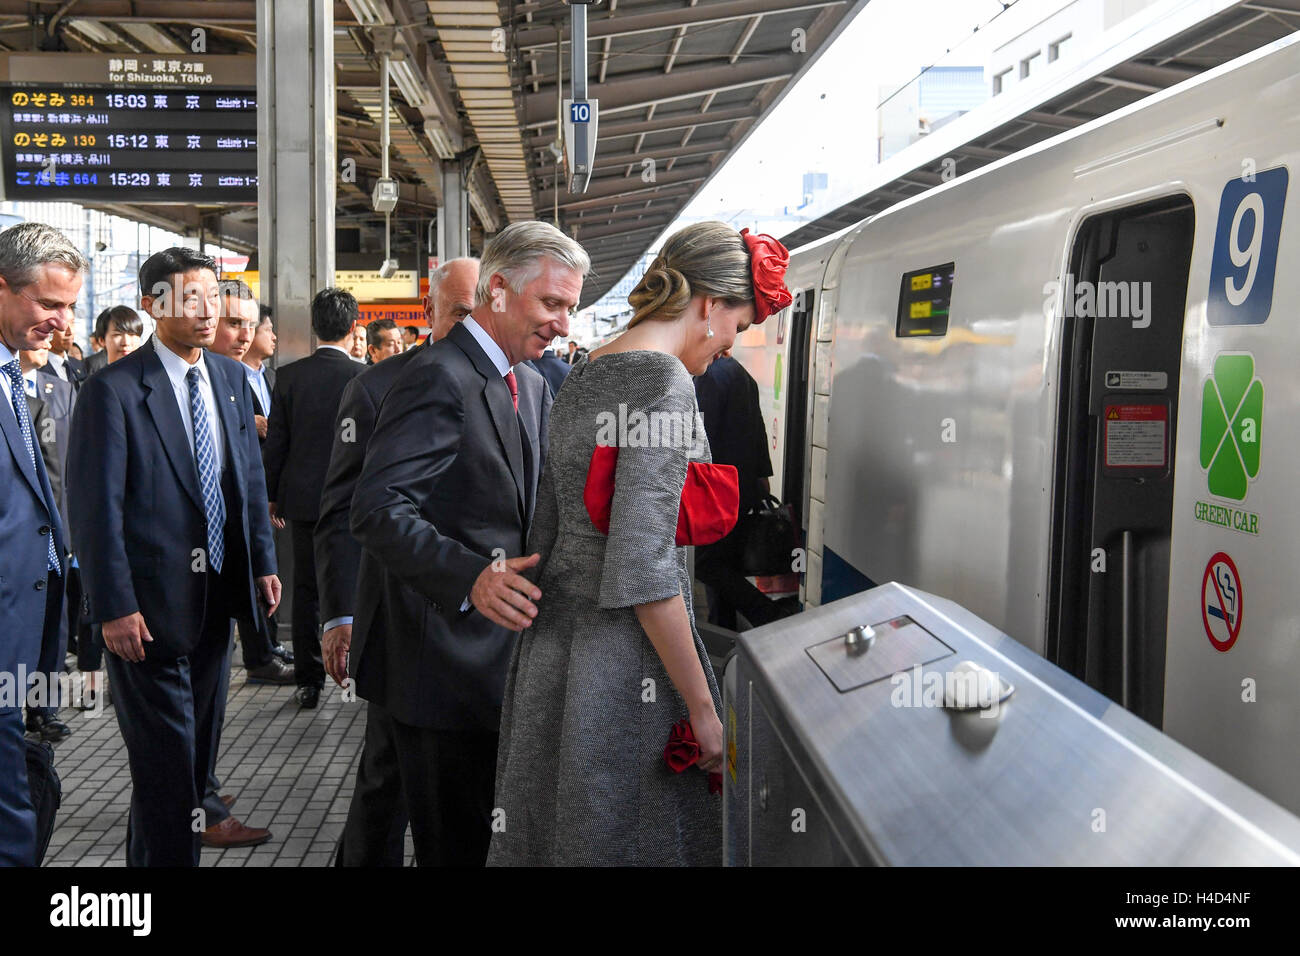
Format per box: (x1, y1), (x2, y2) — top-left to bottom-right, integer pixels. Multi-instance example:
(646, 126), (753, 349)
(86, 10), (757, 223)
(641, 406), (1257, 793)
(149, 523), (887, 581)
(627, 221), (752, 328)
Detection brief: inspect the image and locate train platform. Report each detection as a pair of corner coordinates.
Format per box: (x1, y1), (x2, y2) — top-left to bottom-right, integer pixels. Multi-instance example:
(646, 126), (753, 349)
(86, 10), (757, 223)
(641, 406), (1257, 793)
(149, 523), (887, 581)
(33, 645), (411, 868)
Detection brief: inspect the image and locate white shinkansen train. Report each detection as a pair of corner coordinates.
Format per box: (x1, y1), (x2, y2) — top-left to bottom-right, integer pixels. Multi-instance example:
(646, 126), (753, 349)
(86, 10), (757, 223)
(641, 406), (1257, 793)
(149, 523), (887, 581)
(731, 31), (1300, 814)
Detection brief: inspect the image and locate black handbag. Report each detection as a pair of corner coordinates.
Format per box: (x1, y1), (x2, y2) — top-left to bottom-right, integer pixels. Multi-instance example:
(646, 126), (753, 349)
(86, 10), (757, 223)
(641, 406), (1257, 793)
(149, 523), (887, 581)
(736, 495), (799, 576)
(25, 738), (61, 865)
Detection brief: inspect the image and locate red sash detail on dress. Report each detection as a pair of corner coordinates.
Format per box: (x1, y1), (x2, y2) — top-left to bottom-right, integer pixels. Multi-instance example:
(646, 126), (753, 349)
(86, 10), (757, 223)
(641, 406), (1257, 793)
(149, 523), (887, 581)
(583, 445), (739, 546)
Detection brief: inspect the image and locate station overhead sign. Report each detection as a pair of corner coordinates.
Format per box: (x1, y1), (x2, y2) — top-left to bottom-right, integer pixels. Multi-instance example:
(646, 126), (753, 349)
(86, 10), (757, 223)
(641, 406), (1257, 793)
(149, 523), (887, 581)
(0, 53), (256, 204)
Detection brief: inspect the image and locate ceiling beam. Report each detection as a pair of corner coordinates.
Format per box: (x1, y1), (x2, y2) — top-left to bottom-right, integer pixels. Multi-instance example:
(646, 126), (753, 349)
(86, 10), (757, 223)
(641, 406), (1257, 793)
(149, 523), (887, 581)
(523, 54), (800, 127)
(512, 0), (846, 49)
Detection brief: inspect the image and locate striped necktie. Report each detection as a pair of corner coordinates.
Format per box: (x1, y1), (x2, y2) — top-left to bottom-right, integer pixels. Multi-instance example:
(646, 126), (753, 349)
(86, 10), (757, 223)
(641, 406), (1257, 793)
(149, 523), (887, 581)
(4, 358), (60, 573)
(186, 367), (226, 573)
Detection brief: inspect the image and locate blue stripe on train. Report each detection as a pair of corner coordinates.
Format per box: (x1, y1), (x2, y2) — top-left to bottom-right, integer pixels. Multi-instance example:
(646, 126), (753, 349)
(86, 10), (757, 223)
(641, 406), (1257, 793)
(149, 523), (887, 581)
(821, 546), (876, 604)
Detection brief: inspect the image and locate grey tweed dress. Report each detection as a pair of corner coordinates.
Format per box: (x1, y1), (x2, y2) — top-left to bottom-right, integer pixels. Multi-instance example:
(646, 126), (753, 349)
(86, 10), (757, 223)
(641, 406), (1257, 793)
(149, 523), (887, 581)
(487, 350), (724, 866)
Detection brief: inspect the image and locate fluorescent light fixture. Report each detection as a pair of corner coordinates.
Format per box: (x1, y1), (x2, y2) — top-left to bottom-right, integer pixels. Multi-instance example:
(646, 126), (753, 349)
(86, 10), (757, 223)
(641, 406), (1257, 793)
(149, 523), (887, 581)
(67, 19), (121, 47)
(390, 58), (426, 109)
(425, 124), (456, 160)
(345, 0), (385, 26)
(119, 22), (187, 53)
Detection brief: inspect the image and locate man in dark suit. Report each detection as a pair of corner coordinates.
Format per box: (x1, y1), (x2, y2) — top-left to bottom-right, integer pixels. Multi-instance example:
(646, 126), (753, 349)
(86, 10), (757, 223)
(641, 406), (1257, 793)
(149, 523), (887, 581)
(21, 346), (75, 742)
(526, 347), (571, 398)
(44, 324), (85, 390)
(68, 246), (280, 865)
(263, 288), (365, 708)
(351, 223), (587, 865)
(316, 256), (478, 866)
(242, 305), (276, 440)
(0, 222), (80, 866)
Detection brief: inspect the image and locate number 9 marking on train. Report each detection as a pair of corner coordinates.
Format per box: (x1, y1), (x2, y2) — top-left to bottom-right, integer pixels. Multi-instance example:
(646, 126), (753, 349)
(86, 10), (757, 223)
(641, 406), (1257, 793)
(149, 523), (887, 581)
(1207, 167), (1288, 325)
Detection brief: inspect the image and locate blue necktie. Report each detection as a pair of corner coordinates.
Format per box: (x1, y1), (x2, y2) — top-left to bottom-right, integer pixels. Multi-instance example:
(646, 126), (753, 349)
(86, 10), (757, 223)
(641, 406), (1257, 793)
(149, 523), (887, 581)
(4, 359), (60, 574)
(186, 367), (225, 574)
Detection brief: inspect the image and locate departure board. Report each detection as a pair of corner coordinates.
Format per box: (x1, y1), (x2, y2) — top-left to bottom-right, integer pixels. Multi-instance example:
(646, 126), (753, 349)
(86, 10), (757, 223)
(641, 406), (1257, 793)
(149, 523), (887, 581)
(896, 262), (955, 337)
(0, 53), (256, 204)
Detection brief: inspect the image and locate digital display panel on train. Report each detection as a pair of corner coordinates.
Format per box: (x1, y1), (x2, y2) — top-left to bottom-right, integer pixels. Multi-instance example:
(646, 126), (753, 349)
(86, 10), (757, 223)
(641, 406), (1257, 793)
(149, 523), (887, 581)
(896, 262), (954, 337)
(0, 55), (256, 203)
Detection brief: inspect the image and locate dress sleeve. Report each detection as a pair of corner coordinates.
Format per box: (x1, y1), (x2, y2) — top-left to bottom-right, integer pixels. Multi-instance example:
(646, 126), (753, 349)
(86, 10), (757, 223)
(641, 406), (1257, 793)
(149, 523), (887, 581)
(597, 363), (696, 609)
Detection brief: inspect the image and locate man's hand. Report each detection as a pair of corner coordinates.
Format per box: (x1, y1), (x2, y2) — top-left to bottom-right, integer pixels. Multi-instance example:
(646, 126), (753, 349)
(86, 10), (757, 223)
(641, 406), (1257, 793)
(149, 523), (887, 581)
(322, 623), (352, 687)
(256, 574), (282, 616)
(268, 502), (285, 530)
(102, 612), (153, 662)
(254, 414), (268, 439)
(469, 554), (542, 631)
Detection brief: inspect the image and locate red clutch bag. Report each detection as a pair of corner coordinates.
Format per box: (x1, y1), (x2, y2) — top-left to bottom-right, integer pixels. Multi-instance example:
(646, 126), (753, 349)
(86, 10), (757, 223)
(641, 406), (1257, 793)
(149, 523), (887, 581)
(664, 718), (723, 796)
(584, 444), (739, 547)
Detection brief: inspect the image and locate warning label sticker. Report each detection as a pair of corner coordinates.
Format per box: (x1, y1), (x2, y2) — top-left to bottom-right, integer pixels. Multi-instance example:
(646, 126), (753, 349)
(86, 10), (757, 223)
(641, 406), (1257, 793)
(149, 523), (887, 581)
(1105, 370), (1168, 390)
(1104, 403), (1167, 468)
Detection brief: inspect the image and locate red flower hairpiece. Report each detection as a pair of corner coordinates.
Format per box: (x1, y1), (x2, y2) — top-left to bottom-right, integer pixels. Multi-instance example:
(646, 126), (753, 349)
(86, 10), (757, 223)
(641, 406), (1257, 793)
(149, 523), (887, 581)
(740, 228), (793, 324)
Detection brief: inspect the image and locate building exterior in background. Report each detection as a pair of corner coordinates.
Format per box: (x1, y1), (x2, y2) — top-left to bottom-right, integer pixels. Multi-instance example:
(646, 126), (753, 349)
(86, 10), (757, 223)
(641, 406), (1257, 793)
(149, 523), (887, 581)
(987, 0), (1162, 96)
(878, 65), (987, 163)
(0, 199), (239, 347)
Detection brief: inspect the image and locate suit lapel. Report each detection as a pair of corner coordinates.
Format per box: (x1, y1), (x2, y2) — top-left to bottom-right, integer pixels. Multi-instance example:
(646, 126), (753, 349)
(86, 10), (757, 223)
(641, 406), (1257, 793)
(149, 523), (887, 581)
(1, 382), (45, 500)
(448, 323), (526, 514)
(141, 341), (205, 513)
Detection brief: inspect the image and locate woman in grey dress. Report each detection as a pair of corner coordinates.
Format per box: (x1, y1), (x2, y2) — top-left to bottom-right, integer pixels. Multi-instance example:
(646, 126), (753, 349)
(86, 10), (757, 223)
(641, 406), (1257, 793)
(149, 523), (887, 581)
(488, 222), (791, 865)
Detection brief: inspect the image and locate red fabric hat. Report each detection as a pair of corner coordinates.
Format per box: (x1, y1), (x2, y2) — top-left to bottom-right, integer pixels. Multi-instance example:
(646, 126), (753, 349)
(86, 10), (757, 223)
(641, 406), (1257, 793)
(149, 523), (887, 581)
(740, 228), (793, 324)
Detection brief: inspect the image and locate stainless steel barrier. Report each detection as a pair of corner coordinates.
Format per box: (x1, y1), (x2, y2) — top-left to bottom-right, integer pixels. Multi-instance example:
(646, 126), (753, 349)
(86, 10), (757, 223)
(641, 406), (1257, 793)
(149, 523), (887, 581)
(723, 582), (1300, 865)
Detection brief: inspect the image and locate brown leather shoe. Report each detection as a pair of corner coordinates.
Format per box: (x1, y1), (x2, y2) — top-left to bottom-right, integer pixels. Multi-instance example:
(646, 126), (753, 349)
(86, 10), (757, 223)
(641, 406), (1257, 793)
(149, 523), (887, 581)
(220, 794), (237, 810)
(201, 816), (272, 849)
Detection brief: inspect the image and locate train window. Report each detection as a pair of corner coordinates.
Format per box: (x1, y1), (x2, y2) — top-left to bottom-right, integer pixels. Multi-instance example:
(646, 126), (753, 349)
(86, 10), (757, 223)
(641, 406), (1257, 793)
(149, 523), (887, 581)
(895, 262), (954, 337)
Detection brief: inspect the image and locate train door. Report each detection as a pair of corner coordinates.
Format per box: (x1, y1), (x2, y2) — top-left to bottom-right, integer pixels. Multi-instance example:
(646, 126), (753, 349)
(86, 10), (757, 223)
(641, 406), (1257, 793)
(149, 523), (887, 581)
(782, 288), (815, 530)
(1047, 194), (1195, 728)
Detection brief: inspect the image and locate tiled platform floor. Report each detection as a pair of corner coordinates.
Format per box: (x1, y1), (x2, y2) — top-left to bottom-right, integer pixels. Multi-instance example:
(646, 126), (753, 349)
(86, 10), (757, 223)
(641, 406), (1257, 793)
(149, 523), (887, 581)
(36, 644), (414, 867)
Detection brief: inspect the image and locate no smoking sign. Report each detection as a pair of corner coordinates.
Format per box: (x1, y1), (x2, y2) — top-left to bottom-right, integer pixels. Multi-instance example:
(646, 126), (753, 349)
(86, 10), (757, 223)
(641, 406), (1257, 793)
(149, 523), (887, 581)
(1201, 551), (1243, 652)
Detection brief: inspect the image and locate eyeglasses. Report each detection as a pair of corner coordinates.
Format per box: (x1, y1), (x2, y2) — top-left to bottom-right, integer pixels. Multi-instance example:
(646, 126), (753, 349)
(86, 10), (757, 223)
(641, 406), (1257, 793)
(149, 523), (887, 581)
(18, 288), (77, 318)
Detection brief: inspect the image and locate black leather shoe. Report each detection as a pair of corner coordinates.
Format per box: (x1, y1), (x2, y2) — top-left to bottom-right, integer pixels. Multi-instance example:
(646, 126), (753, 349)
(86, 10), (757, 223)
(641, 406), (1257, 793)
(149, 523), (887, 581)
(294, 685), (320, 709)
(26, 712), (71, 743)
(246, 658), (295, 685)
(271, 643), (295, 665)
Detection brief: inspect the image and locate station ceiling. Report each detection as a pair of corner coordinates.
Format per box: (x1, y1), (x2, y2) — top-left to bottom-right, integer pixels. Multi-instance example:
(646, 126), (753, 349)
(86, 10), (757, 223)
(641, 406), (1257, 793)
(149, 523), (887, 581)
(781, 0), (1300, 249)
(0, 0), (861, 306)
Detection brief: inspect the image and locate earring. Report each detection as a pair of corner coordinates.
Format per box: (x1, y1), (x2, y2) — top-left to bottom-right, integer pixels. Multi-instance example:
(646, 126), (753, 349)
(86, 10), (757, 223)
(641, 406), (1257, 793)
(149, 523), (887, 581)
(706, 312), (715, 338)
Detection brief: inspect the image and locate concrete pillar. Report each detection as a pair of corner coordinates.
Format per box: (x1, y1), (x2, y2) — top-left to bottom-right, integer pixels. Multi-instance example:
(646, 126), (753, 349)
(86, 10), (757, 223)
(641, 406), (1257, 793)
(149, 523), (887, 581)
(257, 0), (336, 364)
(438, 158), (470, 260)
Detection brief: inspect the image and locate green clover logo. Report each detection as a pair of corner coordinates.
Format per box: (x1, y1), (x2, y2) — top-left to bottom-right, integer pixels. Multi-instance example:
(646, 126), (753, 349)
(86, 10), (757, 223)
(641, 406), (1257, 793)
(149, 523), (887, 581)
(1199, 354), (1263, 501)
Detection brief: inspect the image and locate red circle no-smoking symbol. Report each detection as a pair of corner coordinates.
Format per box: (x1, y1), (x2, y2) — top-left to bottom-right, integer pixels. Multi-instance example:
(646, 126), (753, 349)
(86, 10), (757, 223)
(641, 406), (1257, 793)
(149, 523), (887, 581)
(1201, 551), (1243, 652)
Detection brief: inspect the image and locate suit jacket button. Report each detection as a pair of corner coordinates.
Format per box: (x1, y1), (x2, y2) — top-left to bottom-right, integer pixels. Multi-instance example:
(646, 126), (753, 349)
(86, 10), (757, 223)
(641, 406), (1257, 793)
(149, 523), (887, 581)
(34, 580), (45, 591)
(38, 525), (50, 535)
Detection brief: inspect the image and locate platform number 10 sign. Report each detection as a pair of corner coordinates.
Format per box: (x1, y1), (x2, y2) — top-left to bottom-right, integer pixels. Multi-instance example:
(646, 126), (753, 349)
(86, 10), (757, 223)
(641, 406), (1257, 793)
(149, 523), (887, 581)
(1207, 167), (1288, 325)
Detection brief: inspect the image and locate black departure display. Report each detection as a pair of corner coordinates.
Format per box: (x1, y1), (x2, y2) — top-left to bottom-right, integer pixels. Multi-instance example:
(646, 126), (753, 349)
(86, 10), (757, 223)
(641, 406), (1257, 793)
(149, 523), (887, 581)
(896, 262), (954, 337)
(0, 54), (256, 203)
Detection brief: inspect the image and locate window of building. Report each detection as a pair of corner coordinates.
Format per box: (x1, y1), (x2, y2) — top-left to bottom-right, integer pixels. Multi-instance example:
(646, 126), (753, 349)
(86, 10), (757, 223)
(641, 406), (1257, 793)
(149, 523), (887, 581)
(1049, 34), (1072, 63)
(992, 67), (1013, 95)
(1020, 51), (1041, 79)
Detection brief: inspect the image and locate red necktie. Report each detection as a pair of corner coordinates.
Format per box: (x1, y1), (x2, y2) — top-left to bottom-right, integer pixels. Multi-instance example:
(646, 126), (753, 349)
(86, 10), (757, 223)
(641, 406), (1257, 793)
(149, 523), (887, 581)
(504, 369), (518, 412)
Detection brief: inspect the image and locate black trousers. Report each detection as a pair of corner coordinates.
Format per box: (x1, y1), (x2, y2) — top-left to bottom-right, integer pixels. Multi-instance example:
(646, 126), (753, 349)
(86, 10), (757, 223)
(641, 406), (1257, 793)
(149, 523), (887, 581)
(337, 701), (408, 866)
(290, 520), (323, 689)
(695, 530), (786, 630)
(390, 717), (498, 867)
(106, 571), (232, 866)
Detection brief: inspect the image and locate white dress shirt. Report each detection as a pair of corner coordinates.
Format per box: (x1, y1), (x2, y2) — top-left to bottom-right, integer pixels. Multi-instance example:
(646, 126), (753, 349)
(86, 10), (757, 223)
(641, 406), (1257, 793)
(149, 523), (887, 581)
(46, 351), (69, 382)
(461, 315), (513, 377)
(0, 339), (21, 411)
(153, 336), (225, 469)
(244, 361), (271, 415)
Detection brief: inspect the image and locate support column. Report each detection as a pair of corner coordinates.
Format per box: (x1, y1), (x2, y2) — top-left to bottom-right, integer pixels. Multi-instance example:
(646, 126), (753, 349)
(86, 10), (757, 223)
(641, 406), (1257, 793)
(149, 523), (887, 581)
(437, 158), (470, 260)
(257, 0), (336, 364)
